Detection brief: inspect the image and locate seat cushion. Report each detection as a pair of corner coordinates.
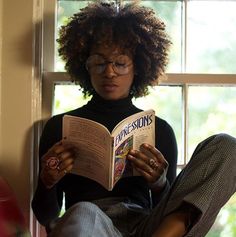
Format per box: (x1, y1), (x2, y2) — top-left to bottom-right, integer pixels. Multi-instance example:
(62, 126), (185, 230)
(0, 177), (28, 237)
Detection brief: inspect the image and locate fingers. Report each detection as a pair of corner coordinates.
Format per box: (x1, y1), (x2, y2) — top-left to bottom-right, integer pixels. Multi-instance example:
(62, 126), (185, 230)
(40, 141), (77, 188)
(57, 153), (75, 173)
(128, 152), (160, 183)
(127, 143), (168, 184)
(46, 141), (76, 158)
(140, 143), (168, 168)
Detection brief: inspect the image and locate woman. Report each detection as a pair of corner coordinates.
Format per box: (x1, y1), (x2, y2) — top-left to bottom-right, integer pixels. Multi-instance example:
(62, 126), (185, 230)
(32, 2), (236, 237)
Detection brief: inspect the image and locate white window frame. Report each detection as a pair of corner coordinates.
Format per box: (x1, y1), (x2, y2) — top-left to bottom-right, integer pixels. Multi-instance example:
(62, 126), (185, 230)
(42, 72), (236, 169)
(42, 0), (236, 165)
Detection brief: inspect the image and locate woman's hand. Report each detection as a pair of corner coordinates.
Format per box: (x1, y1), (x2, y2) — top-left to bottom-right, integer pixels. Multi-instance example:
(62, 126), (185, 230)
(127, 143), (169, 191)
(40, 141), (77, 189)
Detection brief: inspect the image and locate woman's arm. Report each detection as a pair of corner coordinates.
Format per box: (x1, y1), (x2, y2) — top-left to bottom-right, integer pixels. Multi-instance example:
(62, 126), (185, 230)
(156, 118), (178, 184)
(31, 117), (64, 226)
(151, 118), (178, 205)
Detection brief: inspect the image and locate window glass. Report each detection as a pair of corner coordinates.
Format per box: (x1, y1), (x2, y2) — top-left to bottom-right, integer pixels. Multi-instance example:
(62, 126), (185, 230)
(56, 1), (236, 74)
(133, 86), (183, 164)
(53, 84), (236, 237)
(56, 0), (182, 72)
(187, 1), (236, 73)
(188, 86), (236, 158)
(53, 84), (91, 115)
(207, 194), (236, 237)
(127, 0), (183, 73)
(53, 85), (183, 164)
(56, 0), (91, 71)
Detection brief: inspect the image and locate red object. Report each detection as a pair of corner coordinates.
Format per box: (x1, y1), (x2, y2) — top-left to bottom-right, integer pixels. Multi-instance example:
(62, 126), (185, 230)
(0, 177), (28, 237)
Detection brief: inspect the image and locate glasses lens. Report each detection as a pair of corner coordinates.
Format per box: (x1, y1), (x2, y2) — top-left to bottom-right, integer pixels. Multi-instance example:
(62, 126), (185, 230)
(86, 55), (132, 75)
(113, 55), (132, 75)
(86, 55), (106, 74)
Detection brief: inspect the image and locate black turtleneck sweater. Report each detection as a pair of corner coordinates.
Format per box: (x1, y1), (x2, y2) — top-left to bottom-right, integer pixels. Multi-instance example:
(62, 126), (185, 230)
(32, 95), (177, 226)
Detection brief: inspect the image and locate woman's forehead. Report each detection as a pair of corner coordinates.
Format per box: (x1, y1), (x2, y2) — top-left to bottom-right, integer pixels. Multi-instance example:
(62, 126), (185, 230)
(90, 43), (132, 57)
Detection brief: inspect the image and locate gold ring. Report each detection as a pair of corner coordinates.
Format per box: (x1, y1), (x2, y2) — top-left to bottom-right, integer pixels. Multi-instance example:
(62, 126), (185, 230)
(149, 158), (158, 171)
(46, 157), (60, 170)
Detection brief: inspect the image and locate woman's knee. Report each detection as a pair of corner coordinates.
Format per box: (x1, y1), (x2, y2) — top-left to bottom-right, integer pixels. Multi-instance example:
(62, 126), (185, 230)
(215, 133), (236, 146)
(49, 202), (107, 237)
(214, 133), (236, 159)
(197, 133), (236, 156)
(66, 201), (102, 217)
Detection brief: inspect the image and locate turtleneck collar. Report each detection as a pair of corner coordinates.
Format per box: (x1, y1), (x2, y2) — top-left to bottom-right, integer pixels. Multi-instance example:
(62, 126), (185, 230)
(86, 93), (136, 113)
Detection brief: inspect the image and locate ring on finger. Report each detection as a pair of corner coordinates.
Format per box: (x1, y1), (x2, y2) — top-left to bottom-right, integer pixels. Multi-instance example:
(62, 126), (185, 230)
(149, 158), (159, 171)
(63, 169), (67, 175)
(46, 157), (60, 170)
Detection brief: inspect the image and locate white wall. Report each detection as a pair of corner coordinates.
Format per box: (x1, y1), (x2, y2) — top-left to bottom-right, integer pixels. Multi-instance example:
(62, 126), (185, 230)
(0, 0), (41, 234)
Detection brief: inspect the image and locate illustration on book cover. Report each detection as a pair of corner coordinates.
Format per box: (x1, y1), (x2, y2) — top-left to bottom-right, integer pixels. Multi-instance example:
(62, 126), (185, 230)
(114, 135), (134, 184)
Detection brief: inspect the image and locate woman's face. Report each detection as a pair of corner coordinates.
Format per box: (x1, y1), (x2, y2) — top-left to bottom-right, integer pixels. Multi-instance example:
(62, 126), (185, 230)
(87, 44), (134, 100)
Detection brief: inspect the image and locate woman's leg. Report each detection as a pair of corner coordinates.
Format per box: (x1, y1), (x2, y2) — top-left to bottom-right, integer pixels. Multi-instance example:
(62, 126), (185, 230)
(49, 201), (122, 237)
(136, 133), (236, 237)
(151, 202), (200, 237)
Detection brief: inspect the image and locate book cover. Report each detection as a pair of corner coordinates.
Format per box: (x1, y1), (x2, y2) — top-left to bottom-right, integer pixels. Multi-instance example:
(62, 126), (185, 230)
(62, 109), (155, 190)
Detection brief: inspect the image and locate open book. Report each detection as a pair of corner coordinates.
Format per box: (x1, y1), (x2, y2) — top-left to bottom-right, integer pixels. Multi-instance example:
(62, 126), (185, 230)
(62, 109), (155, 191)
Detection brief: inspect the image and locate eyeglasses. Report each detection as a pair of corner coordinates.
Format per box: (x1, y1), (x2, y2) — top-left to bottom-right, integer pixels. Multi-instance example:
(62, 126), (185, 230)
(85, 54), (133, 75)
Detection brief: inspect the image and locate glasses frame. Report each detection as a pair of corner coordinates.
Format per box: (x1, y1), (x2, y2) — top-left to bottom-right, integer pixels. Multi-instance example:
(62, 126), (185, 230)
(85, 54), (133, 75)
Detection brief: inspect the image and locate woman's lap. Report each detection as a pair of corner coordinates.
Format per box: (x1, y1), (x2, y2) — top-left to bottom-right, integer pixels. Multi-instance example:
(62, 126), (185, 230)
(49, 134), (236, 237)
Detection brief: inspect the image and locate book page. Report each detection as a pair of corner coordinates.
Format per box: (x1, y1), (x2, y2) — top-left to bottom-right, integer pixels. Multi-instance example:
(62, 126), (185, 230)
(111, 110), (155, 186)
(63, 115), (112, 189)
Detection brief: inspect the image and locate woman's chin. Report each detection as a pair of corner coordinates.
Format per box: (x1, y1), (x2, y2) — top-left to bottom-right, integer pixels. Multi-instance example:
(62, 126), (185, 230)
(96, 90), (128, 101)
(99, 93), (127, 101)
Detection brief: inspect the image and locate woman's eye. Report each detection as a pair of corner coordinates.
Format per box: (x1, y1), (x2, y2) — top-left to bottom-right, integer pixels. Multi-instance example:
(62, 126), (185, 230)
(95, 63), (106, 66)
(115, 62), (126, 67)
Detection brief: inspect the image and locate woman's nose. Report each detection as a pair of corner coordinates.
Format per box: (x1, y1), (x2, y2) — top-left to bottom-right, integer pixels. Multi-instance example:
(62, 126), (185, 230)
(104, 63), (117, 77)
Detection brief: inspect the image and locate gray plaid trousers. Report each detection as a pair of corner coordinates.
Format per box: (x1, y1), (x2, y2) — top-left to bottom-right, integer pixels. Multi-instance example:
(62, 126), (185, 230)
(49, 133), (236, 237)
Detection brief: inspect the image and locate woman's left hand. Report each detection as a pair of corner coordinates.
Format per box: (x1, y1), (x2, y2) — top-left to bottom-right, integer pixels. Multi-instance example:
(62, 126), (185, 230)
(127, 143), (169, 190)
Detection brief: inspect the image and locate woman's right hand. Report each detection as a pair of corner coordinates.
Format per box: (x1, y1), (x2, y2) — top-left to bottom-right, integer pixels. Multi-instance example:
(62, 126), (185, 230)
(40, 141), (77, 189)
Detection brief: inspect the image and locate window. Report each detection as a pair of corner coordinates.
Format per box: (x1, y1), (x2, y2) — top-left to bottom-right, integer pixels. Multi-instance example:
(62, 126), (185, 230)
(43, 0), (236, 165)
(41, 1), (236, 236)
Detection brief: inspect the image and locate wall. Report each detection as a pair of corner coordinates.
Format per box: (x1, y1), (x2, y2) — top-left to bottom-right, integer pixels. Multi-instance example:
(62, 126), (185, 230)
(0, 0), (40, 234)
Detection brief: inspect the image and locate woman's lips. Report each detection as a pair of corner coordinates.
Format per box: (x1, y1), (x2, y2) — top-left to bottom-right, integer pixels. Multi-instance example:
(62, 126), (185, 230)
(102, 83), (118, 92)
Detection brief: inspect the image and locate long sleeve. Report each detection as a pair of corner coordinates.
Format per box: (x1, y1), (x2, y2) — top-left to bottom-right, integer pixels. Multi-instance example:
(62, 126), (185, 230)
(31, 97), (179, 224)
(31, 117), (63, 226)
(151, 117), (178, 206)
(156, 118), (178, 184)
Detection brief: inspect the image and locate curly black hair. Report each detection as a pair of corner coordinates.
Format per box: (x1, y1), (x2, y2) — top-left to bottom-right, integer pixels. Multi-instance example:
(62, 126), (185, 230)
(57, 1), (171, 98)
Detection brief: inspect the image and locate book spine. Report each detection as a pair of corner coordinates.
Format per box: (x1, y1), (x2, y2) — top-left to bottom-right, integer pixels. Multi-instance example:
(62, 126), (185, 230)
(109, 137), (115, 190)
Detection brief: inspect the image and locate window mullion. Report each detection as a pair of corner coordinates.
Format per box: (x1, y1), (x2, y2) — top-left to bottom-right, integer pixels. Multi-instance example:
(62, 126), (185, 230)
(182, 0), (188, 73)
(182, 84), (189, 165)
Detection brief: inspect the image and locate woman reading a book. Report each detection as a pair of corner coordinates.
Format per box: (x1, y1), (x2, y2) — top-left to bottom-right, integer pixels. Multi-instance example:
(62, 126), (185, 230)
(32, 2), (236, 237)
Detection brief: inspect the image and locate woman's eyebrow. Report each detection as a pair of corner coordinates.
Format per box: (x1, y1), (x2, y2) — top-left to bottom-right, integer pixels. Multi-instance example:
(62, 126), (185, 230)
(90, 53), (124, 60)
(93, 52), (122, 56)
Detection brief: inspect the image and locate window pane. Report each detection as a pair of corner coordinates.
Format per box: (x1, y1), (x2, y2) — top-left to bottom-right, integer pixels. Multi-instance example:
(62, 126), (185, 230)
(187, 1), (236, 73)
(206, 194), (236, 237)
(133, 86), (183, 164)
(52, 84), (236, 236)
(188, 86), (236, 237)
(56, 1), (91, 71)
(188, 86), (236, 159)
(56, 0), (183, 72)
(56, 1), (236, 74)
(53, 84), (91, 115)
(53, 85), (183, 164)
(131, 0), (183, 73)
